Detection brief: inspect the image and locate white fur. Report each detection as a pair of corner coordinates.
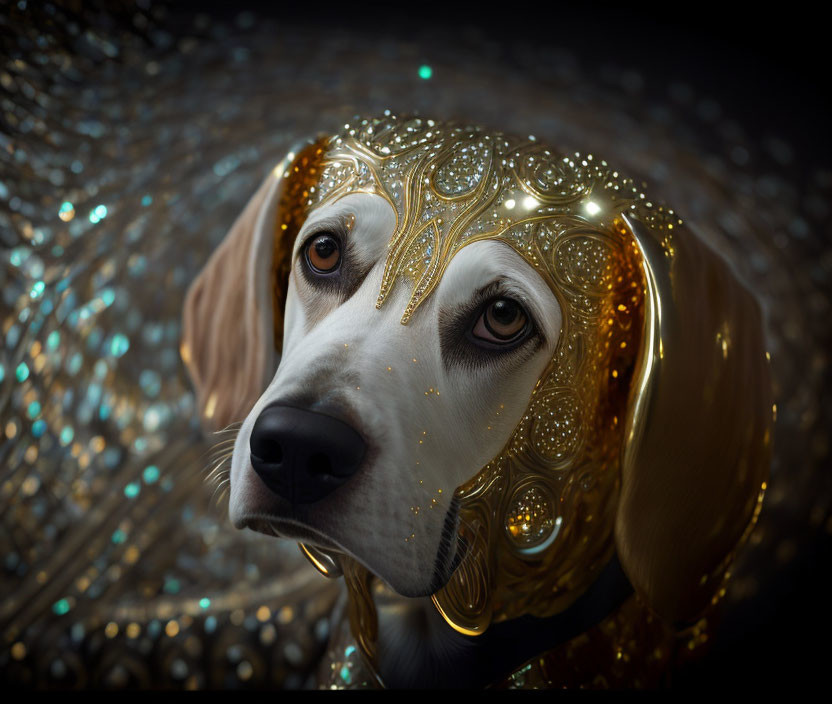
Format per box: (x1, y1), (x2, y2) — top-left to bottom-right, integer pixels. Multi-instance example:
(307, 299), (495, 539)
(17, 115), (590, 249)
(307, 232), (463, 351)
(229, 193), (561, 596)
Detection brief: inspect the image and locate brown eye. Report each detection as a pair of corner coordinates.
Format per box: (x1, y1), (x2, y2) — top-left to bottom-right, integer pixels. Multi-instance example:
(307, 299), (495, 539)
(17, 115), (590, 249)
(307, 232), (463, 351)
(472, 298), (528, 344)
(305, 233), (341, 274)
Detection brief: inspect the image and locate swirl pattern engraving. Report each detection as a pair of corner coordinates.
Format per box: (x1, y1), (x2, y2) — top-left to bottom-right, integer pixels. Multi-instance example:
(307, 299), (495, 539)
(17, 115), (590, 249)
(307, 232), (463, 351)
(307, 114), (676, 650)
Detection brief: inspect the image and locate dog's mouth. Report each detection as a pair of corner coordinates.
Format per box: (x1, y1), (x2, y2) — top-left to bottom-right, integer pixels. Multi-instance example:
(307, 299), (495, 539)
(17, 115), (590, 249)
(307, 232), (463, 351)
(240, 500), (467, 595)
(242, 514), (351, 579)
(430, 495), (464, 592)
(240, 513), (342, 552)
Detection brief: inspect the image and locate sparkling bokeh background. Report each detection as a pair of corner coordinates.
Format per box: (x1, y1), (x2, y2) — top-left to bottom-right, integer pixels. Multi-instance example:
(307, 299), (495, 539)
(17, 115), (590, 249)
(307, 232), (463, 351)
(1, 0), (830, 689)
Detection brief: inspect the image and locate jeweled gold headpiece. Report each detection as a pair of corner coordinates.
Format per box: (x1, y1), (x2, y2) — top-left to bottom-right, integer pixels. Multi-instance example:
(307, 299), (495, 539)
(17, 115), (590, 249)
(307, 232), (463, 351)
(288, 114), (771, 642)
(185, 113), (772, 668)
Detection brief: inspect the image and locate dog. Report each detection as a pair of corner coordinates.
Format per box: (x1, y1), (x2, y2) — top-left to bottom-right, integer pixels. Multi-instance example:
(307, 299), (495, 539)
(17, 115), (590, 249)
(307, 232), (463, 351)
(180, 113), (772, 688)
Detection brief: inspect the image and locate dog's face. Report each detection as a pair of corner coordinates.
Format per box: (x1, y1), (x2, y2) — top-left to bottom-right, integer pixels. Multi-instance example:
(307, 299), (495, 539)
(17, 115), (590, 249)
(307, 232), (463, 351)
(229, 191), (562, 596)
(183, 114), (772, 634)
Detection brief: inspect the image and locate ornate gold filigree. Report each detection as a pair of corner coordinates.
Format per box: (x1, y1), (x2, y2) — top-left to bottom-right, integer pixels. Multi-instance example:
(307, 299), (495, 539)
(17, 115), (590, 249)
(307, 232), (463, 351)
(302, 115), (666, 636)
(272, 139), (330, 353)
(286, 114), (770, 675)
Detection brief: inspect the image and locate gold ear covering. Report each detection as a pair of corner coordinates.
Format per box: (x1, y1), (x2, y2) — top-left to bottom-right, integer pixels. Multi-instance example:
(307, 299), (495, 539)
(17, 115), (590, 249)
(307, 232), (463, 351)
(616, 215), (771, 624)
(433, 217), (646, 634)
(270, 140), (329, 354)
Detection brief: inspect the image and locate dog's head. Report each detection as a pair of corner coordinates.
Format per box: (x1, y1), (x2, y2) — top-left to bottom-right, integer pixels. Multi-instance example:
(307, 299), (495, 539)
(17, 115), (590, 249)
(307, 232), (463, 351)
(182, 115), (772, 643)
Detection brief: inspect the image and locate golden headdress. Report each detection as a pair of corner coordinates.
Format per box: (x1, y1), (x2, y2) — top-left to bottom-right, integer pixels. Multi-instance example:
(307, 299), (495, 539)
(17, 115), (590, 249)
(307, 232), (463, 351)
(184, 113), (772, 667)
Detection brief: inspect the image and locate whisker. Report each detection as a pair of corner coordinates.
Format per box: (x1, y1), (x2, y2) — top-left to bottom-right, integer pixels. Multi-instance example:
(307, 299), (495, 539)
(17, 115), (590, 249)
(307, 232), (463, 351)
(207, 447), (234, 461)
(206, 471), (229, 489)
(207, 424), (241, 461)
(211, 438), (237, 452)
(204, 454), (232, 480)
(205, 450), (234, 469)
(212, 420), (243, 435)
(206, 462), (229, 478)
(194, 439), (234, 469)
(207, 442), (238, 459)
(211, 477), (230, 504)
(214, 485), (230, 508)
(210, 436), (239, 446)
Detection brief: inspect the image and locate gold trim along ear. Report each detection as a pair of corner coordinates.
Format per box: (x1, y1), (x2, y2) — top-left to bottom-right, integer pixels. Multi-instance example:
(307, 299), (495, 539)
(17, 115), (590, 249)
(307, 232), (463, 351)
(615, 213), (771, 624)
(430, 210), (772, 635)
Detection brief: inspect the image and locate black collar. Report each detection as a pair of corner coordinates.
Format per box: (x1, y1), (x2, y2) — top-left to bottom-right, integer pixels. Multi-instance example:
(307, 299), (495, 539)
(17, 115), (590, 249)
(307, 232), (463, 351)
(373, 552), (634, 688)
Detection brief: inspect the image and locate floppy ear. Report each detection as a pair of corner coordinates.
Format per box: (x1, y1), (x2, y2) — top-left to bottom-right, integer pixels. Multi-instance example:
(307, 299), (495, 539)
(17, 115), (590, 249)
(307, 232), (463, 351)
(181, 139), (326, 431)
(616, 213), (772, 624)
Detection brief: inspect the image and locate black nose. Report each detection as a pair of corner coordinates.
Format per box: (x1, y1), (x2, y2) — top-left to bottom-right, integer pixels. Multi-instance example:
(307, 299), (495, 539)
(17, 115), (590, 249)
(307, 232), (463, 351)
(249, 404), (366, 505)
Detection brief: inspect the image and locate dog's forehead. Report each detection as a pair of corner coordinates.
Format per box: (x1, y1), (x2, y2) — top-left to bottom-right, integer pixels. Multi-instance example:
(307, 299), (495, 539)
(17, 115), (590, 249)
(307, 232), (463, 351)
(293, 191), (395, 263)
(435, 241), (560, 331)
(296, 114), (681, 327)
(297, 190), (554, 311)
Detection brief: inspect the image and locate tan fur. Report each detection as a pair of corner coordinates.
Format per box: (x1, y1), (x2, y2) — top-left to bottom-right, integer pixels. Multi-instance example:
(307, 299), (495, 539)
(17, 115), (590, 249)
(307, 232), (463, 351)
(181, 170), (279, 431)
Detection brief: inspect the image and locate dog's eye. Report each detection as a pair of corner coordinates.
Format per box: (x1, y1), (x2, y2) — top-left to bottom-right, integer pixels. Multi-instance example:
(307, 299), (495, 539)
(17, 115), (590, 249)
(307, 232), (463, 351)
(305, 233), (341, 274)
(472, 298), (529, 344)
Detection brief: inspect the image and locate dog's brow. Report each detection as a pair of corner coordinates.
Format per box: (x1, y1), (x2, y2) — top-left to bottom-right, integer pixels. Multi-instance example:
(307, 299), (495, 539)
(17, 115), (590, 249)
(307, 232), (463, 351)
(495, 279), (551, 339)
(295, 212), (352, 253)
(437, 243), (559, 341)
(467, 278), (551, 348)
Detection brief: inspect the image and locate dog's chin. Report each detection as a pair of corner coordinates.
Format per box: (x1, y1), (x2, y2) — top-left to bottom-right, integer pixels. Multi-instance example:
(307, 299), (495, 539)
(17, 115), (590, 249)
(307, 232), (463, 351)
(236, 513), (343, 554)
(234, 512), (464, 599)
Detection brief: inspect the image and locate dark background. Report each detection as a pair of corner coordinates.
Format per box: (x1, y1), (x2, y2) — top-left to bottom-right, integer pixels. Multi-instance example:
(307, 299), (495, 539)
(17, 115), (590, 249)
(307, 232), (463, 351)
(176, 0), (830, 169)
(174, 1), (832, 688)
(2, 0), (829, 690)
(195, 0), (832, 688)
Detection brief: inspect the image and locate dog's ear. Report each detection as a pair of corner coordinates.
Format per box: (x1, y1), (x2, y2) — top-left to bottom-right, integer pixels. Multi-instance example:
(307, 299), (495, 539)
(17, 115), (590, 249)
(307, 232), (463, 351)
(616, 214), (773, 624)
(181, 139), (326, 431)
